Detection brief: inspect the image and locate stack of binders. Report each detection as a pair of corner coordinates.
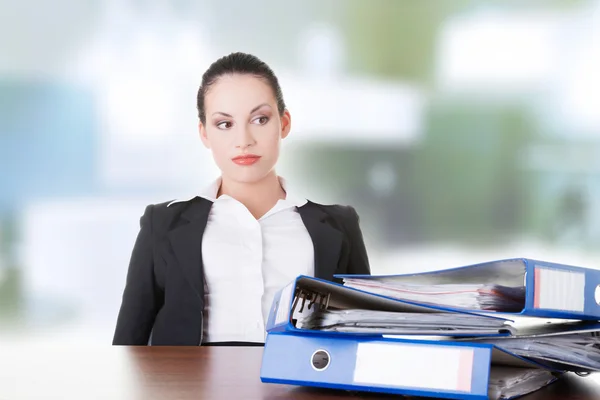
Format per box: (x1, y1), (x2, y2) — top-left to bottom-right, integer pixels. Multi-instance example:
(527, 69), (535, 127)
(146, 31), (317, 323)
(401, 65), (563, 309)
(260, 258), (600, 400)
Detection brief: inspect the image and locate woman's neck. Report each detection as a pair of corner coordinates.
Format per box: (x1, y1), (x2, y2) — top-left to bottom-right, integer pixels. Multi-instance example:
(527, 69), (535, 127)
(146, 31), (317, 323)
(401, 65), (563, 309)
(218, 172), (286, 219)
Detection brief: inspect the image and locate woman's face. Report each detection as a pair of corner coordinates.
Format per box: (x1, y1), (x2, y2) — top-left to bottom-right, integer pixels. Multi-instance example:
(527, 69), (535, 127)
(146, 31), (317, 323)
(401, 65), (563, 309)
(199, 73), (291, 185)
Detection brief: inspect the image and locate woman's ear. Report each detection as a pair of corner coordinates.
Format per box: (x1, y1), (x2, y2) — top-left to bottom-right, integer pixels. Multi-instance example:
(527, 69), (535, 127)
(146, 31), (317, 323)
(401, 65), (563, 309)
(199, 122), (210, 149)
(281, 109), (291, 139)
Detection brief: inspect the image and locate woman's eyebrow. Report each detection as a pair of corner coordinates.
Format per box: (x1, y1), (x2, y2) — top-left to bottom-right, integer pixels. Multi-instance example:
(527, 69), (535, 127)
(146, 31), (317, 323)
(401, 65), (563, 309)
(250, 103), (271, 113)
(212, 111), (233, 118)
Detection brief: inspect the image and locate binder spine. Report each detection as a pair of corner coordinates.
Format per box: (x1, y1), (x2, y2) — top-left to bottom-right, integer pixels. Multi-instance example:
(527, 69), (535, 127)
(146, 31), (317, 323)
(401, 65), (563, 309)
(526, 259), (600, 319)
(261, 333), (492, 400)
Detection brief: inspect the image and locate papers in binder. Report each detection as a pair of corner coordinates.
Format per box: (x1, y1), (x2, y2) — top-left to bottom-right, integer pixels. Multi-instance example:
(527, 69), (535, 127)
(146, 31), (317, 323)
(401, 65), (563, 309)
(340, 280), (525, 312)
(297, 309), (515, 336)
(337, 257), (600, 320)
(266, 275), (515, 337)
(279, 277), (586, 338)
(488, 367), (558, 400)
(473, 333), (600, 373)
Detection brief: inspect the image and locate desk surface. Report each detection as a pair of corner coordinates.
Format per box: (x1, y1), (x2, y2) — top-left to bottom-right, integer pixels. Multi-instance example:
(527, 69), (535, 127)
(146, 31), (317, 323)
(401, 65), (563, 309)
(1, 345), (600, 399)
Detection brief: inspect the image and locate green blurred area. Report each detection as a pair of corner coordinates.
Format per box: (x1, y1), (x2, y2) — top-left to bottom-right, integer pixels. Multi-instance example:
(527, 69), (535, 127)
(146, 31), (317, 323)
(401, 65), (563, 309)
(413, 99), (537, 242)
(292, 100), (540, 247)
(0, 268), (22, 320)
(335, 0), (586, 84)
(338, 0), (469, 84)
(0, 217), (22, 322)
(290, 0), (597, 250)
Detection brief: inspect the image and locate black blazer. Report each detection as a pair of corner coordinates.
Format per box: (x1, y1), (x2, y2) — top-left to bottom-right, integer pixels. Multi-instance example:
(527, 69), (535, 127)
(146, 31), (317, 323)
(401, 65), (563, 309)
(112, 197), (371, 346)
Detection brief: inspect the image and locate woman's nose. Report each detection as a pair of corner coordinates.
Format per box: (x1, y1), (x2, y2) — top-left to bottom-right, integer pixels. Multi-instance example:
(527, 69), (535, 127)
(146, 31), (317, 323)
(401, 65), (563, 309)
(234, 126), (256, 148)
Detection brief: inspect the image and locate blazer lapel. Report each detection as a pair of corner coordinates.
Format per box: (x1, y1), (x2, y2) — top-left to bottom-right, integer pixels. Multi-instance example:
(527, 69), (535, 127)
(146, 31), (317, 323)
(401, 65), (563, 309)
(166, 198), (212, 300)
(298, 203), (344, 282)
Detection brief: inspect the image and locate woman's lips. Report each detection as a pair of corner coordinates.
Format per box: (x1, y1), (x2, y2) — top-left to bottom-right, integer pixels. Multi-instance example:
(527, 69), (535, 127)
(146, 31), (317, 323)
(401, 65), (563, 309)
(232, 154), (261, 165)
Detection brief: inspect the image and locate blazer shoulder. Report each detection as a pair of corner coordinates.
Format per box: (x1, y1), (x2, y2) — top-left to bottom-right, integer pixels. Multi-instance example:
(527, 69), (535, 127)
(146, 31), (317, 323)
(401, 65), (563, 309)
(304, 200), (360, 225)
(140, 197), (212, 235)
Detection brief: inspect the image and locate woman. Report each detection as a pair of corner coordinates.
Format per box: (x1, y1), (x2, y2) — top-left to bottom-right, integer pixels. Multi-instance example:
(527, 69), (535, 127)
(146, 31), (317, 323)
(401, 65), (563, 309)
(113, 52), (371, 346)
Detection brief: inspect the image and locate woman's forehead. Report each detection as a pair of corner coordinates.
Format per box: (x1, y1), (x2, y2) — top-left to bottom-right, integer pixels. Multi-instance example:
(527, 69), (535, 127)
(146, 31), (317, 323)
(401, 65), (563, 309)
(205, 74), (276, 113)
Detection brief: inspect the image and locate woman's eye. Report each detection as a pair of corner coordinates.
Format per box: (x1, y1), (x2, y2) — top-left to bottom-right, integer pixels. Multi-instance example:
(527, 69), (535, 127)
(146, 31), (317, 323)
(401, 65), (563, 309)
(253, 116), (269, 125)
(216, 121), (232, 129)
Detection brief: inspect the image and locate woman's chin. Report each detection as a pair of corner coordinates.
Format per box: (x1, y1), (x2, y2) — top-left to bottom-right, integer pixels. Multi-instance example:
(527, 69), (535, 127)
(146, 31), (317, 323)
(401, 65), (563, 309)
(223, 168), (276, 185)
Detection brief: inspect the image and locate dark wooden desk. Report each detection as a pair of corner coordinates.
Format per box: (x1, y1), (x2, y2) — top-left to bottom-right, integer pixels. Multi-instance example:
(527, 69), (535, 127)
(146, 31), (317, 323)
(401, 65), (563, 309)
(1, 345), (599, 399)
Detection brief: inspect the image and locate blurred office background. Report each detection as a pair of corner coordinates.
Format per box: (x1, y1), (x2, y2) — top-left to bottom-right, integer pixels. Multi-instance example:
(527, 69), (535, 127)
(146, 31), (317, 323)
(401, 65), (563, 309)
(1, 0), (599, 344)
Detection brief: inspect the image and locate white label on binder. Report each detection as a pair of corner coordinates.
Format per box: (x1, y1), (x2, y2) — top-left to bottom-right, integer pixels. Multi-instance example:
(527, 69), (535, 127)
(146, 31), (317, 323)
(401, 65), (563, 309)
(534, 266), (585, 312)
(353, 342), (474, 392)
(275, 282), (294, 325)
